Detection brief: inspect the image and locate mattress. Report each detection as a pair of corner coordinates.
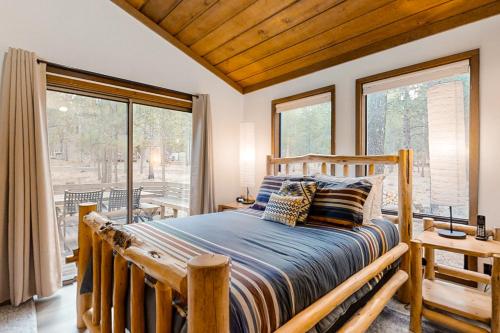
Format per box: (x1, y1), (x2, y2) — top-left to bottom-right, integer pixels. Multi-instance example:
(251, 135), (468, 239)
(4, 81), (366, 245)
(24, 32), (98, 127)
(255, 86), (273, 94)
(121, 208), (400, 333)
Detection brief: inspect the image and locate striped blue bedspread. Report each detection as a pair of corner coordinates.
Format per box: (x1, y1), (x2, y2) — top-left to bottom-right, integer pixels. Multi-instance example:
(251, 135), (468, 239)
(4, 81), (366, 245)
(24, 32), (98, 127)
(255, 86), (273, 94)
(124, 208), (399, 333)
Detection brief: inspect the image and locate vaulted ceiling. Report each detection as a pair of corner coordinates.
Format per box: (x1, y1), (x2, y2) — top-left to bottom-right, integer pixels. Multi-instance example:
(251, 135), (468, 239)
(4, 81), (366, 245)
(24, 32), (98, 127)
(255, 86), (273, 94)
(112, 0), (500, 94)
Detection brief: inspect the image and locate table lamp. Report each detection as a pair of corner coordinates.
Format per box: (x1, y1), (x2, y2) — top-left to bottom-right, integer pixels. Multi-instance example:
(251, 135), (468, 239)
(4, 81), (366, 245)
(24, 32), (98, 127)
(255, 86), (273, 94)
(239, 122), (255, 204)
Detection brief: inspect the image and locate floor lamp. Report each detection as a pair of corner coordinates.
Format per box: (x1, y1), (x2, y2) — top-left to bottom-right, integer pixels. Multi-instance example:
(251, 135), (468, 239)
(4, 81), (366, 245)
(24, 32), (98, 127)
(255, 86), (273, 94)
(427, 81), (467, 239)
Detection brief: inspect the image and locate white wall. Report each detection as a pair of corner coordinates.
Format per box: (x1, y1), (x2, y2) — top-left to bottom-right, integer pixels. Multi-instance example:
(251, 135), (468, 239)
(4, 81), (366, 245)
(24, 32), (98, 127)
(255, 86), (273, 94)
(243, 15), (500, 227)
(2, 1), (500, 224)
(0, 0), (244, 204)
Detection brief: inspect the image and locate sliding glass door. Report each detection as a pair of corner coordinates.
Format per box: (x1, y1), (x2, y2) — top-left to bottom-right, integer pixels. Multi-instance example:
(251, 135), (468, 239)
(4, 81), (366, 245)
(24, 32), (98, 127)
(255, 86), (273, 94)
(132, 103), (191, 220)
(47, 90), (192, 281)
(47, 90), (128, 280)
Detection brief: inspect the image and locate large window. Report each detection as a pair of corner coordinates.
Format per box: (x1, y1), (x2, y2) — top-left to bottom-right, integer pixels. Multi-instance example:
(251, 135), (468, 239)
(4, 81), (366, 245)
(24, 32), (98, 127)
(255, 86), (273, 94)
(45, 64), (193, 280)
(272, 85), (335, 173)
(356, 51), (479, 223)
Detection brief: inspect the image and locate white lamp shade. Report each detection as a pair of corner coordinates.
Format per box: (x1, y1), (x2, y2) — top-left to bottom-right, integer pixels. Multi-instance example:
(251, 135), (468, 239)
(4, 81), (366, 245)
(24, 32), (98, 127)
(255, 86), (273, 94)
(427, 81), (468, 207)
(240, 122), (255, 188)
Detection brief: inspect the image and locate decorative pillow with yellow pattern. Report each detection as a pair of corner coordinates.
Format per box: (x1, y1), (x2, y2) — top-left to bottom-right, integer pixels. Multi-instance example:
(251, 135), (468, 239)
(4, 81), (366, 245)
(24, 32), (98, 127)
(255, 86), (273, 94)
(278, 180), (317, 223)
(262, 193), (303, 227)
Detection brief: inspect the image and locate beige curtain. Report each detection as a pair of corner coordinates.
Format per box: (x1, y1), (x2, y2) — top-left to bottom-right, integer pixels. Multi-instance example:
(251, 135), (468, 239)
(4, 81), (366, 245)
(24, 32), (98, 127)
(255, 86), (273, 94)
(190, 94), (216, 215)
(0, 48), (61, 305)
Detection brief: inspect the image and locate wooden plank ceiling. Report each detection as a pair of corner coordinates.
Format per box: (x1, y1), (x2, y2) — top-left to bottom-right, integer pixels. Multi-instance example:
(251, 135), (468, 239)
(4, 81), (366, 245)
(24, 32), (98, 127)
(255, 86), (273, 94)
(112, 0), (500, 94)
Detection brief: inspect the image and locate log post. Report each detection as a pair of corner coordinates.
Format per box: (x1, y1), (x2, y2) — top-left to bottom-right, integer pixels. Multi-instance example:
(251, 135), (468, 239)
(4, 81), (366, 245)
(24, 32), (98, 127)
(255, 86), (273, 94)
(131, 264), (145, 333)
(422, 308), (488, 333)
(321, 162), (327, 175)
(423, 218), (435, 280)
(285, 164), (290, 176)
(77, 203), (96, 328)
(187, 254), (230, 333)
(101, 241), (113, 333)
(410, 240), (423, 333)
(266, 155), (273, 176)
(492, 254), (500, 333)
(156, 282), (173, 333)
(113, 254), (128, 333)
(92, 232), (102, 325)
(302, 162), (308, 176)
(494, 228), (500, 241)
(368, 164), (375, 176)
(343, 164), (349, 176)
(397, 149), (413, 303)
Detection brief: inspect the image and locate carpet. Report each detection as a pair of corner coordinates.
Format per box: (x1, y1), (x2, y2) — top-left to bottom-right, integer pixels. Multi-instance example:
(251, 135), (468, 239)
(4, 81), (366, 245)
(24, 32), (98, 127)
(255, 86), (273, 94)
(368, 299), (456, 333)
(0, 300), (37, 333)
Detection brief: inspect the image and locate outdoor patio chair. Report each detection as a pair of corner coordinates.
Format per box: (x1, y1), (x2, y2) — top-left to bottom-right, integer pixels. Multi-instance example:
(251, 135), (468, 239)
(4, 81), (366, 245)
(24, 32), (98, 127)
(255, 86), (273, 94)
(106, 186), (144, 222)
(57, 189), (104, 248)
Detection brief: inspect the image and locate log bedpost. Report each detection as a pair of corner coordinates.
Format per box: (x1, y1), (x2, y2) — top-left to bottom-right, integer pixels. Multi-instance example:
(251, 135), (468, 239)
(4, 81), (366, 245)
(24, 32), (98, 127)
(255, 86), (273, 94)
(397, 149), (413, 304)
(187, 254), (230, 333)
(76, 203), (97, 328)
(409, 240), (423, 333)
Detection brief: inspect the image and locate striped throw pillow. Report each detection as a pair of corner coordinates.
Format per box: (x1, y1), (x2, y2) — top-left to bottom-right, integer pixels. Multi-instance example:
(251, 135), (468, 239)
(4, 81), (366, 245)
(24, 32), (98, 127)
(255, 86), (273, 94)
(314, 174), (385, 225)
(251, 176), (304, 211)
(308, 179), (373, 227)
(279, 181), (317, 223)
(262, 193), (303, 227)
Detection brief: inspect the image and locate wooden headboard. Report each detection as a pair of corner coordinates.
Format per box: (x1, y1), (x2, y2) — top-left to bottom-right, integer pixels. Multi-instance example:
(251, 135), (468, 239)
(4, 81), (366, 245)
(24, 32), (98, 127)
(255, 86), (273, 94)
(266, 149), (414, 302)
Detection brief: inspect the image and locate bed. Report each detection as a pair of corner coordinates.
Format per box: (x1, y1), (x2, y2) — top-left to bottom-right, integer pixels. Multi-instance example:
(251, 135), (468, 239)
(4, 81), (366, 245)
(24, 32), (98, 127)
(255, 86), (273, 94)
(73, 149), (413, 333)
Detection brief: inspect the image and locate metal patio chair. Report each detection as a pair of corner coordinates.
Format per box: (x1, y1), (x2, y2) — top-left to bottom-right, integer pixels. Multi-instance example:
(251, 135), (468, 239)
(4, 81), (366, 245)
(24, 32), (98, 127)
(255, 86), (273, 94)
(57, 189), (104, 248)
(107, 186), (143, 222)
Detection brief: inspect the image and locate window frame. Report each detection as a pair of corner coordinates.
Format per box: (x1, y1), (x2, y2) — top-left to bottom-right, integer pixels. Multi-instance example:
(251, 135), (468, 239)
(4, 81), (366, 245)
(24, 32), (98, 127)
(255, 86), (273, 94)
(271, 85), (336, 165)
(45, 62), (193, 223)
(355, 50), (479, 225)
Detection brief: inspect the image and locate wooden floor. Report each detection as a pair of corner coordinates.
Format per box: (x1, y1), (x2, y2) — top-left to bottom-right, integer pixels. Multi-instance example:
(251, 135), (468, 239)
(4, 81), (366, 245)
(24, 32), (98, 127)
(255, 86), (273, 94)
(35, 283), (84, 333)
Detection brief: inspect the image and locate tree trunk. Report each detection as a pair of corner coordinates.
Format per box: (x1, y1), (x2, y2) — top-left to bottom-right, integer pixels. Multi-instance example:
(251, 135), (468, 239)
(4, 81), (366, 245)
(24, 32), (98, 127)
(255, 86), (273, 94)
(162, 142), (166, 182)
(113, 149), (118, 183)
(148, 148), (155, 180)
(139, 148), (144, 175)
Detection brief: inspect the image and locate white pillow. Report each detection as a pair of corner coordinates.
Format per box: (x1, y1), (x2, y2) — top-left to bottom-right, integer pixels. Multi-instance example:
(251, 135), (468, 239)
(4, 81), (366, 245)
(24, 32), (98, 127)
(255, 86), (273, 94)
(315, 174), (385, 224)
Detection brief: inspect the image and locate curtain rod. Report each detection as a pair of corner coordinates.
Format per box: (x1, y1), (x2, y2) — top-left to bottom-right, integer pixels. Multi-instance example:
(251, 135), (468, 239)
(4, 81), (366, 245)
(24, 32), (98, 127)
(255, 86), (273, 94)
(37, 59), (195, 101)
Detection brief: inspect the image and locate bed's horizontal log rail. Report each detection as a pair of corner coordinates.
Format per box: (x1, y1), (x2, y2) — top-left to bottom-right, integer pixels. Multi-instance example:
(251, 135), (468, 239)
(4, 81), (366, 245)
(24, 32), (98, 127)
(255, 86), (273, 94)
(274, 242), (408, 333)
(337, 270), (408, 333)
(125, 246), (188, 296)
(267, 153), (400, 178)
(268, 153), (399, 165)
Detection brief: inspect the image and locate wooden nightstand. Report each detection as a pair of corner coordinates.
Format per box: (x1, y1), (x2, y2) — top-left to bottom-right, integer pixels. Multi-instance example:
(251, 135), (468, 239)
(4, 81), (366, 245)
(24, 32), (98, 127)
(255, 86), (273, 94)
(217, 202), (253, 212)
(410, 218), (500, 333)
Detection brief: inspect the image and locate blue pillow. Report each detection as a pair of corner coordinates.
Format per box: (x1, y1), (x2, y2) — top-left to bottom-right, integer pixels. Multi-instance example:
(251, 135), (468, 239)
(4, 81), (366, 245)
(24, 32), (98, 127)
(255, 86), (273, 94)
(251, 176), (304, 211)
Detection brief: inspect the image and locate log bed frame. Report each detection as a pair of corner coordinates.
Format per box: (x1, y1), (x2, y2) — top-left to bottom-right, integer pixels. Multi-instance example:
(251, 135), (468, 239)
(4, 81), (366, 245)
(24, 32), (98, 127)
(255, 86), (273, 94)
(72, 149), (413, 333)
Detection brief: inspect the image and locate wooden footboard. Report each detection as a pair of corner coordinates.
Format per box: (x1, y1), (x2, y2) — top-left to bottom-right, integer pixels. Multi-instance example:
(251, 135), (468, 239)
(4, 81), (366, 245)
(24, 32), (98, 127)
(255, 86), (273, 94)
(75, 149), (413, 333)
(76, 203), (230, 333)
